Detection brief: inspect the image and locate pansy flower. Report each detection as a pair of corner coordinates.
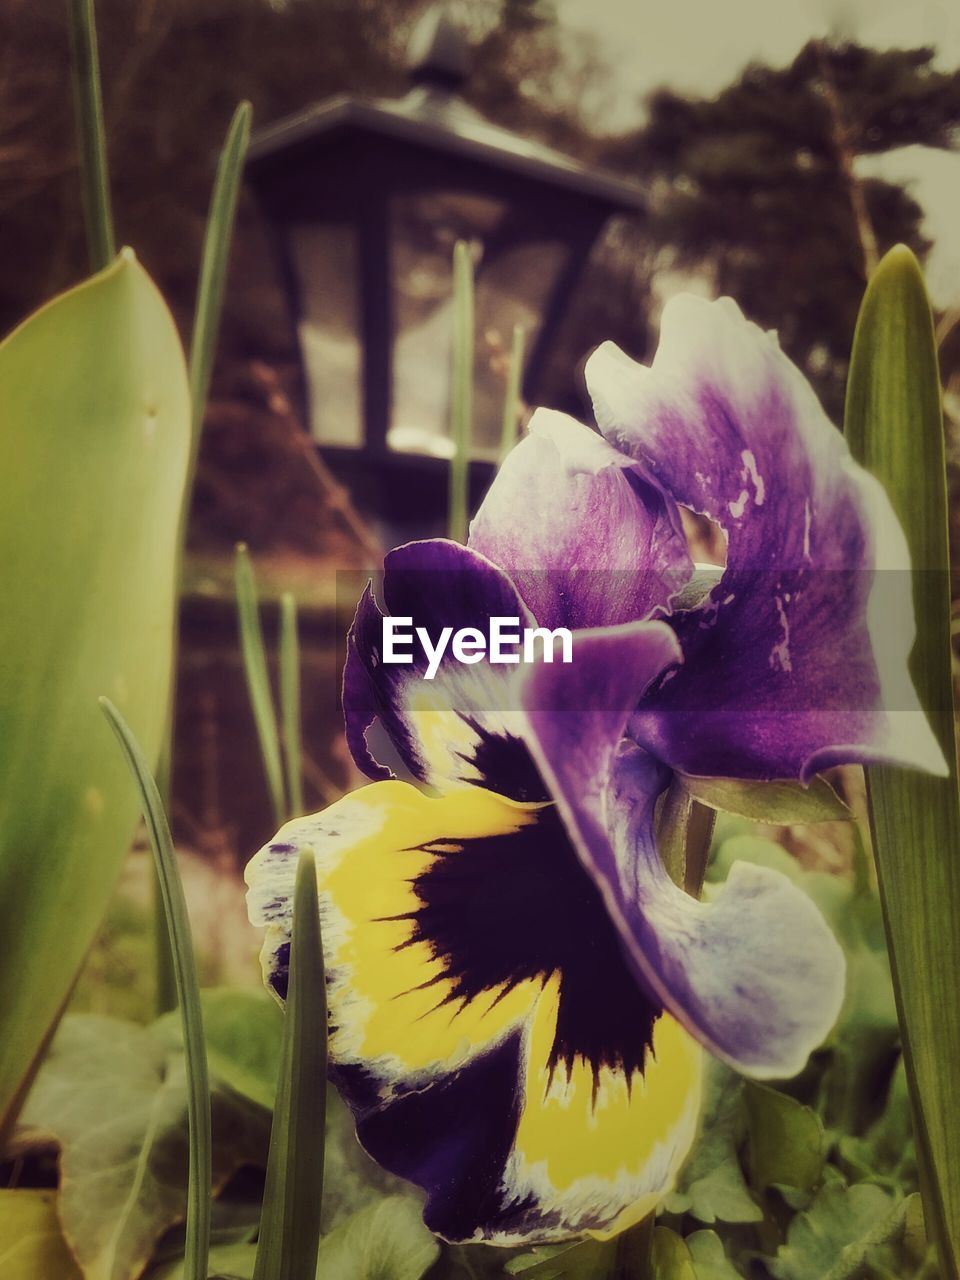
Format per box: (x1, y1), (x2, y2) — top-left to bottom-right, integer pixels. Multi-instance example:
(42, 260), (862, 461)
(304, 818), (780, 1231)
(246, 296), (945, 1246)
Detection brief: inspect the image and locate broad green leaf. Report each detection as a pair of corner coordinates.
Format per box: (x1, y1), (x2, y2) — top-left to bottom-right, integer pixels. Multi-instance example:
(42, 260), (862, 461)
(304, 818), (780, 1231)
(320, 1090), (409, 1231)
(902, 1194), (928, 1269)
(839, 1057), (916, 1190)
(0, 254), (190, 1128)
(151, 1192), (262, 1262)
(0, 1188), (82, 1279)
(253, 851), (326, 1280)
(650, 1227), (696, 1279)
(844, 244), (960, 1275)
(149, 1241), (257, 1280)
(769, 1181), (902, 1280)
(506, 1238), (615, 1278)
(312, 1197), (439, 1280)
(681, 776), (849, 824)
(150, 1198), (438, 1280)
(811, 883), (899, 1135)
(685, 1231), (745, 1279)
(14, 1014), (270, 1280)
(744, 1082), (825, 1195)
(662, 1061), (762, 1225)
(154, 989), (283, 1114)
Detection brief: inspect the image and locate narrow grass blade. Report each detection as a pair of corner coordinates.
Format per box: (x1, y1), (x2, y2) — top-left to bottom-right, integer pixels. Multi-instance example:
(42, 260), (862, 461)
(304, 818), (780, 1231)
(499, 322), (525, 462)
(99, 697), (211, 1280)
(235, 544), (288, 828)
(152, 861), (179, 1017)
(253, 850), (327, 1280)
(67, 0), (114, 270)
(844, 244), (960, 1277)
(447, 240), (474, 544)
(280, 593), (304, 818)
(152, 102), (252, 1018)
(188, 101), (252, 462)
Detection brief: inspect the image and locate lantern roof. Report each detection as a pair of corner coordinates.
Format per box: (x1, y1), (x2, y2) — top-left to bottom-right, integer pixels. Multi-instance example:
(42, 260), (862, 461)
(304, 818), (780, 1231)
(247, 6), (645, 214)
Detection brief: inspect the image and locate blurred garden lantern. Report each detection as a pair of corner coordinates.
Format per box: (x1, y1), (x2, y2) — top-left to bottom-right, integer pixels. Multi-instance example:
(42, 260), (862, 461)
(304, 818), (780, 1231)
(245, 4), (644, 538)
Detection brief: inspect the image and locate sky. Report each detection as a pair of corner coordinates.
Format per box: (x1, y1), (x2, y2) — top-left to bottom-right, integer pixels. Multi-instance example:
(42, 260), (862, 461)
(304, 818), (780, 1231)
(556, 0), (960, 306)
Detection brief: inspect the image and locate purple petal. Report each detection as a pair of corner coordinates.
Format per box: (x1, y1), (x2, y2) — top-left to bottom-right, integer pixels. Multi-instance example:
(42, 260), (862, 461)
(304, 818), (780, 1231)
(519, 625), (847, 1078)
(342, 539), (545, 798)
(469, 409), (692, 630)
(352, 1035), (527, 1241)
(587, 295), (946, 781)
(342, 584), (400, 783)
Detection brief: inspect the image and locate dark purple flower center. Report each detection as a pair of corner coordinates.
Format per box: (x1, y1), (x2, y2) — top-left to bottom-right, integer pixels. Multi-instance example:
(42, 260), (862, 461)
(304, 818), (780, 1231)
(390, 803), (661, 1091)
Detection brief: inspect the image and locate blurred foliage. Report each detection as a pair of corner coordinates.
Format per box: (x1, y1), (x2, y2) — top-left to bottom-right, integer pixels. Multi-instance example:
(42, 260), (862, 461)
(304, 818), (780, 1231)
(4, 5), (959, 527)
(0, 0), (638, 566)
(609, 42), (960, 420)
(0, 1188), (83, 1278)
(2, 814), (942, 1279)
(3, 12), (959, 1270)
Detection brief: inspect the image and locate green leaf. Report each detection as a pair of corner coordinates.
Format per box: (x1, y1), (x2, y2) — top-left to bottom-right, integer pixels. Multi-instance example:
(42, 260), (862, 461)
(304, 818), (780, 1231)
(769, 1181), (901, 1280)
(844, 244), (960, 1275)
(153, 989), (283, 1115)
(706, 834), (801, 885)
(447, 239), (474, 544)
(662, 1061), (762, 1225)
(0, 254), (189, 1129)
(744, 1082), (825, 1194)
(814, 885), (900, 1135)
(279, 594), (305, 817)
(310, 1197), (439, 1280)
(709, 834), (899, 1134)
(235, 544), (287, 828)
(100, 698), (212, 1280)
(902, 1194), (928, 1269)
(253, 852), (326, 1280)
(839, 1057), (916, 1189)
(499, 322), (526, 461)
(153, 99), (252, 1020)
(0, 1188), (82, 1279)
(319, 1090), (409, 1231)
(681, 776), (849, 824)
(14, 1014), (270, 1280)
(149, 1241), (257, 1280)
(650, 1227), (696, 1280)
(685, 1230), (745, 1279)
(506, 1238), (614, 1278)
(188, 101), (251, 457)
(68, 0), (114, 270)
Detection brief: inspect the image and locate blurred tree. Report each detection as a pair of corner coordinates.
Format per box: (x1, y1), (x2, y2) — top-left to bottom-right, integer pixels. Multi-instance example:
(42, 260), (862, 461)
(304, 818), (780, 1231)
(609, 42), (960, 419)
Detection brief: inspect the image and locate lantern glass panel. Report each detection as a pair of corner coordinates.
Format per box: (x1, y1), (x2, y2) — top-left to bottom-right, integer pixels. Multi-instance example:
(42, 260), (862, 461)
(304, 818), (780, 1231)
(389, 191), (569, 459)
(289, 222), (362, 446)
